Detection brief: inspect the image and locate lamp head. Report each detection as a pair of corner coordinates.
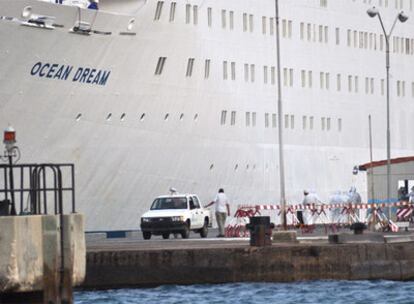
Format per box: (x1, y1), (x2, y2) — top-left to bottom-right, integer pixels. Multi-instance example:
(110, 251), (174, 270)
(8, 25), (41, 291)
(367, 7), (379, 18)
(398, 11), (409, 22)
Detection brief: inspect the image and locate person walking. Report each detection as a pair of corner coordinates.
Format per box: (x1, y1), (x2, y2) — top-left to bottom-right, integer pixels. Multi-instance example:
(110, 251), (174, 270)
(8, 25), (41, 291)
(205, 188), (230, 237)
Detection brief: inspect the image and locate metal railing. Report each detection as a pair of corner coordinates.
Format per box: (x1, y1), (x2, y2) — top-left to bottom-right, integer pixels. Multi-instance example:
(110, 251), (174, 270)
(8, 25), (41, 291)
(0, 163), (75, 216)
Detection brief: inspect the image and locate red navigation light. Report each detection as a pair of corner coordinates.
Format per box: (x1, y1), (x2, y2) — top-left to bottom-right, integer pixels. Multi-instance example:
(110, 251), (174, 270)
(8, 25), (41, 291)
(3, 126), (16, 145)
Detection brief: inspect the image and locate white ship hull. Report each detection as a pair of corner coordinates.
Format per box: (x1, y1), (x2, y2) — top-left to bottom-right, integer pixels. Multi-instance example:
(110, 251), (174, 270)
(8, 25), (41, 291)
(1, 0), (413, 230)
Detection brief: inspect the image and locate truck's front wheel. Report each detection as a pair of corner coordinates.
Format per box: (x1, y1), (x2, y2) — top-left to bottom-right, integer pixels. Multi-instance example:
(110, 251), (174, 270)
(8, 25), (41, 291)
(181, 223), (190, 239)
(143, 231), (151, 240)
(200, 220), (208, 238)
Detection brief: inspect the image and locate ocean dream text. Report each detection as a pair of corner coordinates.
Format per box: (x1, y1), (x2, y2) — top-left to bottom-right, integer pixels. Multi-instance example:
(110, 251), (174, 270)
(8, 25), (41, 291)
(30, 62), (111, 86)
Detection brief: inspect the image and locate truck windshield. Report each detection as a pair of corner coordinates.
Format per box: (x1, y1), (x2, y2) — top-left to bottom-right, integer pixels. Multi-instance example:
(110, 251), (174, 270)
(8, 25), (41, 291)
(150, 197), (188, 210)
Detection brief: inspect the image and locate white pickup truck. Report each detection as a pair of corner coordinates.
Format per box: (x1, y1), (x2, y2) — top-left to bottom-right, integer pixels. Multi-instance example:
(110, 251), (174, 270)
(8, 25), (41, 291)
(140, 194), (210, 240)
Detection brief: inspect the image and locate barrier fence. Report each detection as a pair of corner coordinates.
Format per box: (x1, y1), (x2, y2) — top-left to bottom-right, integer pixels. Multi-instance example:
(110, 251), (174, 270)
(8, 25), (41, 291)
(225, 201), (413, 237)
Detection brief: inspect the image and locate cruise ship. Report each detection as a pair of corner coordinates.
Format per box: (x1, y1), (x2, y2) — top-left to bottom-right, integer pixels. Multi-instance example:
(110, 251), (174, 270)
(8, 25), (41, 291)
(1, 0), (414, 231)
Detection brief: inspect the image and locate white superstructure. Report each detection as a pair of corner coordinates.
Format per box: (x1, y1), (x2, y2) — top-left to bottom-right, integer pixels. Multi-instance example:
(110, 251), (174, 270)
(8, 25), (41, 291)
(1, 0), (414, 230)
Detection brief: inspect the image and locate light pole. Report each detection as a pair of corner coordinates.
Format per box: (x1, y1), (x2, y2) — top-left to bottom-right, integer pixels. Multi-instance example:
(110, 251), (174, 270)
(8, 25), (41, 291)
(367, 7), (408, 217)
(275, 0), (287, 229)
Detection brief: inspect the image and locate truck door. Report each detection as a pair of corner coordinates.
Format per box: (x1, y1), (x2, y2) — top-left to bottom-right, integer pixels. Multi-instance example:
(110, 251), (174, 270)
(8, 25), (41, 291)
(189, 196), (202, 228)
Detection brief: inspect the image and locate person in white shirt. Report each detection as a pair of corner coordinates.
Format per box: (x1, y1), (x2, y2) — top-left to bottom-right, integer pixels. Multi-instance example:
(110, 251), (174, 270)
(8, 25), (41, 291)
(409, 186), (414, 203)
(205, 188), (230, 237)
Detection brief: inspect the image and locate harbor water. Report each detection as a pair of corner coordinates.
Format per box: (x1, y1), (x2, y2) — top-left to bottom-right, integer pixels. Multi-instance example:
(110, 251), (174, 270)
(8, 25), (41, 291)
(75, 280), (414, 304)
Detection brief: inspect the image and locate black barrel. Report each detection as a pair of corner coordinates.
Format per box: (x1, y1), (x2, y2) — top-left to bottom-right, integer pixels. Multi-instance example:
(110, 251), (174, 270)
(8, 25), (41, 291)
(246, 216), (274, 247)
(0, 200), (10, 216)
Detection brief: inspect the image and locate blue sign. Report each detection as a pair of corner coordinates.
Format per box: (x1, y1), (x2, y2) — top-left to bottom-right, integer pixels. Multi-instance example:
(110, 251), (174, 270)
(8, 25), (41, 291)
(30, 62), (111, 86)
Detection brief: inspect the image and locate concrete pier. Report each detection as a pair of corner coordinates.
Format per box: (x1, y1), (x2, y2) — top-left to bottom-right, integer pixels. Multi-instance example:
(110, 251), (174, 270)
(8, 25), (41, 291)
(0, 214), (86, 303)
(83, 236), (414, 289)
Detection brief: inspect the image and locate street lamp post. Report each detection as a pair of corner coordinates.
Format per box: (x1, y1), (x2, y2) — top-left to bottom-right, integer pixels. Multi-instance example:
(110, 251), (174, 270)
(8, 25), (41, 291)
(275, 0), (287, 229)
(367, 7), (408, 217)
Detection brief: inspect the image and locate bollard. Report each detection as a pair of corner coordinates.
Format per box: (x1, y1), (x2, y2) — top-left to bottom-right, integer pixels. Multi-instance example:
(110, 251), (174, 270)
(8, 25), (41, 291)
(246, 216), (274, 247)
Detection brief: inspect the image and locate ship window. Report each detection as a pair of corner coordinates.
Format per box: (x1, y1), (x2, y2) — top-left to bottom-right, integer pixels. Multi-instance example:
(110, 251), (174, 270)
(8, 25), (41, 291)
(244, 64), (249, 82)
(283, 68), (288, 86)
(284, 114), (289, 129)
(164, 113), (169, 121)
(263, 66), (268, 84)
(75, 113), (82, 121)
(106, 113), (112, 121)
(243, 13), (248, 32)
(381, 79), (385, 95)
(221, 9), (226, 28)
(185, 4), (191, 24)
(209, 164), (214, 170)
(271, 67), (275, 85)
(337, 74), (341, 91)
(180, 113), (184, 121)
(354, 76), (359, 93)
(155, 57), (167, 75)
(120, 113), (126, 121)
(320, 72), (324, 89)
(229, 11), (234, 30)
(230, 111), (236, 126)
(272, 114), (277, 128)
(265, 113), (269, 128)
(300, 22), (304, 40)
(246, 164), (249, 170)
(308, 71), (312, 88)
(290, 115), (295, 129)
(223, 61), (228, 80)
(154, 1), (164, 21)
(324, 26), (328, 43)
(262, 17), (267, 34)
(269, 18), (274, 35)
(365, 77), (369, 94)
(325, 73), (330, 90)
(231, 62), (236, 80)
(321, 117), (325, 130)
(246, 112), (250, 127)
(204, 59), (210, 79)
(301, 70), (306, 87)
(234, 164), (238, 171)
(335, 27), (340, 45)
(169, 2), (176, 22)
(194, 113), (199, 121)
(186, 58), (195, 77)
(327, 118), (331, 131)
(140, 113), (146, 121)
(347, 29), (351, 46)
(207, 7), (212, 27)
(282, 19), (287, 37)
(348, 75), (352, 92)
(338, 118), (342, 132)
(289, 69), (293, 87)
(318, 25), (323, 43)
(252, 112), (256, 126)
(302, 116), (307, 130)
(310, 116), (314, 130)
(249, 14), (254, 32)
(412, 82), (414, 97)
(288, 20), (292, 38)
(250, 64), (255, 82)
(220, 110), (227, 125)
(193, 5), (198, 25)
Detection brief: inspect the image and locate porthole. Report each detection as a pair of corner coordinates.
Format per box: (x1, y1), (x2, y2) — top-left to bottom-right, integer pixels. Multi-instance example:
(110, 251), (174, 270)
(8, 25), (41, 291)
(180, 113), (184, 121)
(164, 113), (169, 121)
(75, 113), (82, 121)
(106, 113), (112, 121)
(120, 113), (126, 121)
(140, 113), (146, 121)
